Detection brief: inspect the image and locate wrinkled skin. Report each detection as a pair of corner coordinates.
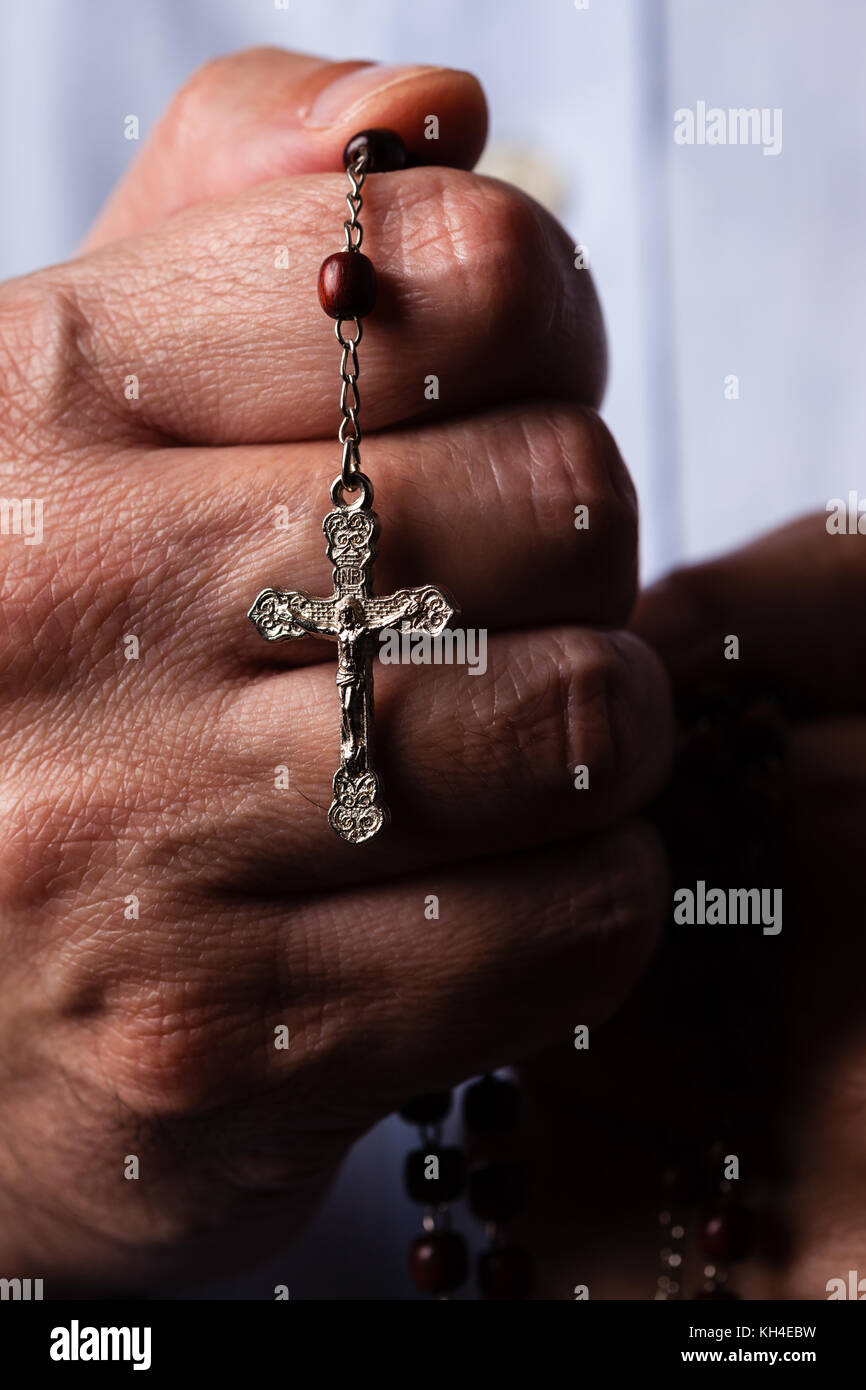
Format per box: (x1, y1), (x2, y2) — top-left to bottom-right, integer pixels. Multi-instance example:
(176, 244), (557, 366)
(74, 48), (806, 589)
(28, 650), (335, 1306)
(0, 50), (673, 1292)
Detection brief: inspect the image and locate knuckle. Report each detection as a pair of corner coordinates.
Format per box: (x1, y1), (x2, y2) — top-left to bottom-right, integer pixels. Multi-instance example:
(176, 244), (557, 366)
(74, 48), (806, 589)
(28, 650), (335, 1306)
(490, 630), (631, 809)
(0, 793), (68, 916)
(563, 629), (627, 797)
(99, 986), (249, 1117)
(162, 47), (285, 148)
(524, 404), (638, 618)
(559, 629), (670, 812)
(467, 176), (548, 337)
(164, 52), (247, 140)
(0, 273), (101, 441)
(406, 170), (547, 341)
(0, 774), (132, 917)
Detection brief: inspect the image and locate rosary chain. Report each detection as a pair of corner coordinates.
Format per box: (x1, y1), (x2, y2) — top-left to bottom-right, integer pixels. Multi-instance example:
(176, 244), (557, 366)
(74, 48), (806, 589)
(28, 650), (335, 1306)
(335, 147), (370, 503)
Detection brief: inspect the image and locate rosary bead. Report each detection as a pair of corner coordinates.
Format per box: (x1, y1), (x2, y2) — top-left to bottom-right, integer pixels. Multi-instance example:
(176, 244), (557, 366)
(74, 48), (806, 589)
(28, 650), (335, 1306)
(478, 1245), (533, 1301)
(404, 1147), (466, 1204)
(468, 1160), (529, 1222)
(399, 1091), (452, 1125)
(700, 1204), (754, 1262)
(343, 127), (407, 173)
(409, 1231), (469, 1295)
(318, 250), (377, 320)
(462, 1074), (520, 1135)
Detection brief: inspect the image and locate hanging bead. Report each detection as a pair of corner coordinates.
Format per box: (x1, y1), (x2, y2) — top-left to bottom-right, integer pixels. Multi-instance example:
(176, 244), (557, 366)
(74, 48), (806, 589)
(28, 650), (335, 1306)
(462, 1074), (520, 1135)
(342, 128), (407, 173)
(318, 251), (377, 320)
(478, 1245), (533, 1301)
(700, 1204), (753, 1262)
(409, 1231), (469, 1295)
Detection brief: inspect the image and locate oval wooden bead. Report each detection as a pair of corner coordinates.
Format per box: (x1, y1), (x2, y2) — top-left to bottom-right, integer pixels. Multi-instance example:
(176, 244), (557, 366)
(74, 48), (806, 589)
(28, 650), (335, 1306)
(409, 1231), (468, 1295)
(462, 1074), (520, 1135)
(343, 127), (407, 173)
(318, 251), (377, 320)
(700, 1204), (753, 1262)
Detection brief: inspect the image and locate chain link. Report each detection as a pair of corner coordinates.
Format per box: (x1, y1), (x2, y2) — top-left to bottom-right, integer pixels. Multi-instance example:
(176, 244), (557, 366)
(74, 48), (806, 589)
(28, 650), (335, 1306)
(333, 147), (372, 507)
(343, 148), (368, 251)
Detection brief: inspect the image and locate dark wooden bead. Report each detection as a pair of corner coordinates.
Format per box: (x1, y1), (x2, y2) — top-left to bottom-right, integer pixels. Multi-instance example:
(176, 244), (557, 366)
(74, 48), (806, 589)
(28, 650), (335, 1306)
(404, 1147), (466, 1204)
(409, 1231), (468, 1294)
(478, 1245), (532, 1300)
(468, 1161), (528, 1222)
(700, 1204), (753, 1262)
(318, 250), (377, 320)
(462, 1075), (520, 1135)
(399, 1091), (452, 1125)
(343, 127), (407, 173)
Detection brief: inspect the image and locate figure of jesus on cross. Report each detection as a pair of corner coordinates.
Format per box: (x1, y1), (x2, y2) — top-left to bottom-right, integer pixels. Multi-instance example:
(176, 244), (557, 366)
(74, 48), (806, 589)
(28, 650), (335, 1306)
(249, 503), (456, 844)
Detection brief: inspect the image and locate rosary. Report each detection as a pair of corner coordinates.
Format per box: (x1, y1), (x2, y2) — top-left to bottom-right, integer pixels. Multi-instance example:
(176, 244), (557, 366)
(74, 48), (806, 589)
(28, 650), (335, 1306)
(248, 128), (455, 844)
(247, 131), (782, 1297)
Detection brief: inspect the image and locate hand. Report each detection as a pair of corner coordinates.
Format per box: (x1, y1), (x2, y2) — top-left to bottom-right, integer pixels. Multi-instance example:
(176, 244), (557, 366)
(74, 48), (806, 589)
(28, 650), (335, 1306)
(636, 512), (866, 1297)
(521, 513), (866, 1299)
(0, 49), (671, 1292)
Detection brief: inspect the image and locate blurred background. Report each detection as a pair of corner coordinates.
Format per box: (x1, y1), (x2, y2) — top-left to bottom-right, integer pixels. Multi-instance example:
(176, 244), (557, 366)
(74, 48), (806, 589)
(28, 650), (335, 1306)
(0, 0), (862, 1296)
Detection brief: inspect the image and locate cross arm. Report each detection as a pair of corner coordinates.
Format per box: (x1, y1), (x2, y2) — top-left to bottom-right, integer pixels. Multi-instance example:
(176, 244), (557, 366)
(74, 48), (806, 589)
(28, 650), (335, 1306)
(248, 588), (340, 641)
(364, 585), (457, 636)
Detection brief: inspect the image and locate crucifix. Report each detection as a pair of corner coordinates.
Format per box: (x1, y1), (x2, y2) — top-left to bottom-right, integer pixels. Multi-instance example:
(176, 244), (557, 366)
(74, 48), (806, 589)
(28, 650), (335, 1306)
(248, 499), (456, 844)
(248, 127), (457, 844)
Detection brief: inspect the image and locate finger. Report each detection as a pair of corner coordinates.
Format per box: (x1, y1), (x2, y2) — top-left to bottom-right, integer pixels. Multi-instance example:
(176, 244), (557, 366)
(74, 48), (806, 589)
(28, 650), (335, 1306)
(232, 403), (637, 641)
(84, 49), (488, 250)
(42, 165), (605, 446)
(74, 823), (666, 1131)
(0, 404), (636, 702)
(284, 821), (668, 1115)
(632, 513), (866, 710)
(179, 625), (672, 892)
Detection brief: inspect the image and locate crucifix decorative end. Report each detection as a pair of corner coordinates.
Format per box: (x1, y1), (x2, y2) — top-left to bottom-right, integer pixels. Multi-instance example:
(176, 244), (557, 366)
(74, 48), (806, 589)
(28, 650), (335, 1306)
(328, 768), (388, 844)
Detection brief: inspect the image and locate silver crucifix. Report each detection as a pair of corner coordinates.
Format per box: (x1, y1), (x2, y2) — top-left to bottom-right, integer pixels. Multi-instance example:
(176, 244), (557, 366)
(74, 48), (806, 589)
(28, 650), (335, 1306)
(249, 502), (456, 844)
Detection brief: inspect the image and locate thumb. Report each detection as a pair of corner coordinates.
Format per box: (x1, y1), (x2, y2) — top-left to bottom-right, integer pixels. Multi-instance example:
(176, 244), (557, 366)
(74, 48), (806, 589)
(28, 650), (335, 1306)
(632, 512), (866, 710)
(83, 46), (487, 250)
